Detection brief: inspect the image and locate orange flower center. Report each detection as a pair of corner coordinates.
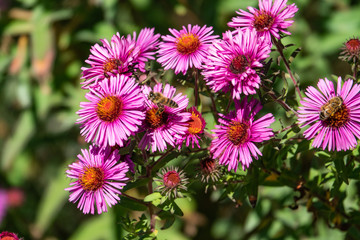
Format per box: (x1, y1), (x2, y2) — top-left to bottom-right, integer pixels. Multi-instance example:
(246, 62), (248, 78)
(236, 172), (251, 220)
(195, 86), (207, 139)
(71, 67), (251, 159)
(146, 107), (166, 129)
(230, 55), (248, 74)
(323, 104), (350, 128)
(253, 11), (274, 32)
(103, 58), (122, 78)
(96, 96), (123, 122)
(80, 167), (105, 191)
(1, 233), (18, 240)
(176, 33), (200, 55)
(227, 121), (249, 145)
(164, 171), (180, 188)
(188, 112), (203, 134)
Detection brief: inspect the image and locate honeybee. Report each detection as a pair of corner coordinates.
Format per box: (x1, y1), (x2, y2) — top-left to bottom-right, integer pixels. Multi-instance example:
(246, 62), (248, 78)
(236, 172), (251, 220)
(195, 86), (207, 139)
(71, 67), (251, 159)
(319, 96), (343, 121)
(148, 91), (179, 109)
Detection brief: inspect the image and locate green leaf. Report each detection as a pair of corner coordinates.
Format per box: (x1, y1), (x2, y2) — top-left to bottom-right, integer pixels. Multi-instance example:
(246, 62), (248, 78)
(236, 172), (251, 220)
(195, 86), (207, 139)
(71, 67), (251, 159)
(1, 110), (35, 171)
(120, 196), (147, 211)
(158, 199), (183, 216)
(152, 151), (181, 173)
(158, 211), (175, 230)
(69, 212), (116, 240)
(123, 178), (149, 192)
(3, 20), (33, 35)
(143, 192), (162, 202)
(33, 161), (70, 238)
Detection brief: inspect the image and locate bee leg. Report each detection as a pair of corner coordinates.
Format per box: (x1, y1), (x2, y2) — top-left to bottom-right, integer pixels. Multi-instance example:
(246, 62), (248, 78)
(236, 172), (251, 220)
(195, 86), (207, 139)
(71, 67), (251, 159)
(156, 104), (164, 115)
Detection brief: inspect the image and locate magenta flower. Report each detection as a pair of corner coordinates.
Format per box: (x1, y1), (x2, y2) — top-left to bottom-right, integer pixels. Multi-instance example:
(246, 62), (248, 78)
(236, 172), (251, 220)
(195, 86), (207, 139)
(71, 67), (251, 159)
(298, 77), (360, 151)
(131, 28), (160, 72)
(0, 231), (21, 240)
(210, 98), (275, 171)
(65, 145), (129, 214)
(154, 166), (188, 199)
(81, 33), (135, 89)
(157, 24), (218, 74)
(202, 29), (271, 98)
(0, 190), (7, 224)
(228, 0), (298, 42)
(77, 75), (145, 148)
(176, 106), (206, 149)
(139, 84), (191, 152)
(120, 154), (135, 174)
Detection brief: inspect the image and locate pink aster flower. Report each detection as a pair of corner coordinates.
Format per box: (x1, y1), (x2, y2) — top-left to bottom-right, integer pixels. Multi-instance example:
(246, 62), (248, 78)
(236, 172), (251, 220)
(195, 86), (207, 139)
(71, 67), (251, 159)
(0, 190), (7, 224)
(81, 33), (136, 89)
(0, 231), (22, 240)
(298, 77), (360, 151)
(157, 24), (218, 74)
(139, 83), (191, 152)
(176, 106), (206, 148)
(210, 98), (275, 171)
(77, 74), (145, 148)
(202, 29), (271, 98)
(131, 28), (160, 72)
(228, 0), (298, 42)
(65, 145), (129, 214)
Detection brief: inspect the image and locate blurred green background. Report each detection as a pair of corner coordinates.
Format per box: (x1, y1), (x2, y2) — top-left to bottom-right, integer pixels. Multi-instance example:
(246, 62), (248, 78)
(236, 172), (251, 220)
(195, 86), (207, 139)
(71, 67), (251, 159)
(1, 0), (360, 239)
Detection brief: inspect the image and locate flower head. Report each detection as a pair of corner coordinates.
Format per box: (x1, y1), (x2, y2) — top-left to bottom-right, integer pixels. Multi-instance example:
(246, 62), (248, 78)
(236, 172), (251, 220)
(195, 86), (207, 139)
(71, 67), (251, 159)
(228, 0), (298, 42)
(210, 98), (275, 171)
(157, 24), (218, 74)
(298, 77), (360, 151)
(203, 29), (271, 98)
(81, 33), (136, 89)
(139, 84), (191, 152)
(77, 75), (145, 148)
(131, 28), (160, 72)
(154, 166), (188, 199)
(197, 157), (222, 184)
(65, 145), (129, 214)
(177, 107), (206, 148)
(0, 231), (21, 240)
(339, 37), (360, 62)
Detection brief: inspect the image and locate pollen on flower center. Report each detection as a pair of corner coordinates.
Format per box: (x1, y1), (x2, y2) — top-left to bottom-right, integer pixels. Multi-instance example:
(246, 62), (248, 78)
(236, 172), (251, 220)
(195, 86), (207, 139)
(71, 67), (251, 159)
(96, 96), (123, 122)
(253, 11), (275, 32)
(80, 167), (105, 191)
(227, 121), (249, 145)
(103, 58), (122, 77)
(163, 171), (180, 188)
(230, 55), (248, 74)
(323, 104), (350, 128)
(176, 33), (200, 55)
(146, 107), (166, 129)
(188, 112), (203, 134)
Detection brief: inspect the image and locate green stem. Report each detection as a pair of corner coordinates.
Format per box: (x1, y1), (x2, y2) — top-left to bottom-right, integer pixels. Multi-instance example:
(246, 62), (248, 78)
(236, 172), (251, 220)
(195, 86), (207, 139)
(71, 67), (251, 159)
(267, 91), (299, 116)
(274, 123), (299, 135)
(149, 147), (174, 169)
(194, 68), (199, 106)
(146, 165), (156, 232)
(122, 193), (149, 207)
(353, 58), (358, 80)
(272, 36), (303, 100)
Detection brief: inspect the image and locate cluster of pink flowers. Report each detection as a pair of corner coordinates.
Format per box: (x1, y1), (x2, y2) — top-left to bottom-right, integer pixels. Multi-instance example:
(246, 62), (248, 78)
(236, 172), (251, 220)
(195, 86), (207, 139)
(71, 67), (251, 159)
(67, 0), (301, 214)
(66, 0), (360, 214)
